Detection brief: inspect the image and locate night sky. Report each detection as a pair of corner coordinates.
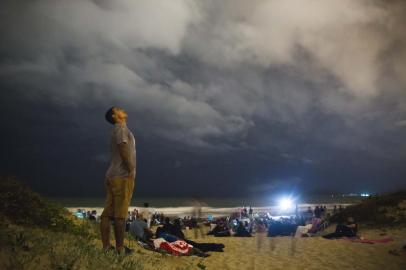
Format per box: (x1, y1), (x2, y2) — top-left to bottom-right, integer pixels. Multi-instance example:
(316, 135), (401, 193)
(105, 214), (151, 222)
(1, 0), (406, 198)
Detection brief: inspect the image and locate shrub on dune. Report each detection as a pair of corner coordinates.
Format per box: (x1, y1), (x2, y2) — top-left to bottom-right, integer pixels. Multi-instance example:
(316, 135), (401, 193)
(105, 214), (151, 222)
(331, 191), (406, 225)
(0, 177), (74, 231)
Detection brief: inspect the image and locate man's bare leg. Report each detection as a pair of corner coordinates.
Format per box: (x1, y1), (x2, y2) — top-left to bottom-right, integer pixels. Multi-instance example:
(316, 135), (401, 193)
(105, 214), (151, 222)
(114, 218), (125, 252)
(101, 216), (112, 250)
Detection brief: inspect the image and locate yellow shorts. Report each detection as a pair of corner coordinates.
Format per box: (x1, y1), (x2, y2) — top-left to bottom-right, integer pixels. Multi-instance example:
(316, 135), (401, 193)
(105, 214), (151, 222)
(101, 176), (134, 219)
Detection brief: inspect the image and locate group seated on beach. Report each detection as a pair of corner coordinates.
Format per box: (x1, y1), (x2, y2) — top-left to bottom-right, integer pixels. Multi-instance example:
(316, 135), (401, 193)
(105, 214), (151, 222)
(129, 214), (225, 257)
(205, 206), (335, 238)
(208, 207), (364, 242)
(207, 217), (253, 237)
(75, 209), (98, 221)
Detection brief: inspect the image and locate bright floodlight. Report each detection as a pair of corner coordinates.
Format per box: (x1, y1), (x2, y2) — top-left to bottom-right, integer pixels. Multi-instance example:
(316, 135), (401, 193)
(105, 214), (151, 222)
(278, 197), (294, 211)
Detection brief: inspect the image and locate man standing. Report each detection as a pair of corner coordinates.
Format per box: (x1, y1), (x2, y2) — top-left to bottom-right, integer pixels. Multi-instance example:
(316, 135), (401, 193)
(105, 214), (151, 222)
(101, 107), (136, 254)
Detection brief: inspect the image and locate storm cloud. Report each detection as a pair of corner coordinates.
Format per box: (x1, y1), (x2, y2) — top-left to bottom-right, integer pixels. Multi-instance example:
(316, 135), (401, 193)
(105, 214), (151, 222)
(1, 0), (406, 197)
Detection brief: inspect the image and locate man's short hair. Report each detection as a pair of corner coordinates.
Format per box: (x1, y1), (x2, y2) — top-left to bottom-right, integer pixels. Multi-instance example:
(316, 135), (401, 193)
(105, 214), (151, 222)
(105, 107), (115, 124)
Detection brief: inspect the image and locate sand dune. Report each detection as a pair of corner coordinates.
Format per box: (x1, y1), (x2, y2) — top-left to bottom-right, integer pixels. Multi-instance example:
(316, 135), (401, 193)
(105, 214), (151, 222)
(124, 225), (406, 270)
(66, 206), (406, 270)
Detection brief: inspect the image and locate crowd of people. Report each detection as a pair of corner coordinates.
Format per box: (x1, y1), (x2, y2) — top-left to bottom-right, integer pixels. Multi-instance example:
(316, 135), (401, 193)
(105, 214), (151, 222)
(126, 210), (224, 256)
(75, 209), (98, 221)
(75, 202), (359, 256)
(75, 204), (348, 239)
(206, 204), (352, 239)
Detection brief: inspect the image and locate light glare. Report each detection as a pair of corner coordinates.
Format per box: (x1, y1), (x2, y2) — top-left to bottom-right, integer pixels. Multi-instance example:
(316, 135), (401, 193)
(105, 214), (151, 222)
(278, 197), (294, 211)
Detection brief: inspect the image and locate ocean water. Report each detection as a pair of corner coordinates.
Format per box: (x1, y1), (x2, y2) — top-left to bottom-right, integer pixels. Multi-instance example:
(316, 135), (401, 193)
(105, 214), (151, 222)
(50, 195), (364, 208)
(52, 195), (365, 217)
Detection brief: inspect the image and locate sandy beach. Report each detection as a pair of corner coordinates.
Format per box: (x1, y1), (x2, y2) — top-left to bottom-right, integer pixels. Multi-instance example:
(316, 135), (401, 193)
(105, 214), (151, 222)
(64, 205), (406, 269)
(1, 181), (405, 270)
(123, 224), (406, 270)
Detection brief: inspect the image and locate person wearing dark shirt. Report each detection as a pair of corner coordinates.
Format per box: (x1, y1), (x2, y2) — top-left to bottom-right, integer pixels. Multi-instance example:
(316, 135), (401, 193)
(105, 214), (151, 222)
(323, 217), (357, 239)
(173, 218), (185, 239)
(235, 221), (252, 237)
(314, 206), (321, 218)
(162, 217), (175, 234)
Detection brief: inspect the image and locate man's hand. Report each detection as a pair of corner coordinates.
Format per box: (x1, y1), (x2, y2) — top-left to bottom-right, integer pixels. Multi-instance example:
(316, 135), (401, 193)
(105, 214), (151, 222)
(129, 169), (136, 180)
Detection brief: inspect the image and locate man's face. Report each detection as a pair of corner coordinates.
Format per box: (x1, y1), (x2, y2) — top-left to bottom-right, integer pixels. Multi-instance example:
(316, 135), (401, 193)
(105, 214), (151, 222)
(112, 107), (128, 123)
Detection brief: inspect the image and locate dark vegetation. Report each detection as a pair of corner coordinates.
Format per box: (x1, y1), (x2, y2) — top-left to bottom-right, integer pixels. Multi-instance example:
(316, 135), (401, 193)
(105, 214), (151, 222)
(331, 191), (406, 226)
(0, 178), (201, 270)
(0, 178), (75, 231)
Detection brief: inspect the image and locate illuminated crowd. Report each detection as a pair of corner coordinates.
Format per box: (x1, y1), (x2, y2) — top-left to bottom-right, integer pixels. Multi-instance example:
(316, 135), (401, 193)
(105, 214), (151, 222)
(74, 202), (350, 241)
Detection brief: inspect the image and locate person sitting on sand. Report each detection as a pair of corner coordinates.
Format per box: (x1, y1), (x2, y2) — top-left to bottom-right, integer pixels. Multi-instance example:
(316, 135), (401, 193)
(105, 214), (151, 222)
(244, 221), (253, 234)
(129, 214), (153, 243)
(173, 218), (185, 239)
(207, 221), (231, 237)
(323, 217), (358, 239)
(295, 216), (330, 237)
(158, 217), (185, 239)
(162, 217), (175, 234)
(314, 206), (321, 218)
(130, 209), (136, 221)
(235, 220), (252, 237)
(141, 202), (153, 228)
(303, 206), (313, 222)
(89, 210), (97, 221)
(295, 223), (313, 238)
(253, 219), (267, 233)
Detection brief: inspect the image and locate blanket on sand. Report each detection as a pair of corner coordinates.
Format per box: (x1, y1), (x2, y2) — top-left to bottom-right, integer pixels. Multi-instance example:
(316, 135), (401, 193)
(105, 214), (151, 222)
(343, 236), (394, 244)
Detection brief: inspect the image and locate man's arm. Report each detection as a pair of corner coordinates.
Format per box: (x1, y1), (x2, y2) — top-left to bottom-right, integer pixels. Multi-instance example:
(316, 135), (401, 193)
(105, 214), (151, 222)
(118, 142), (135, 174)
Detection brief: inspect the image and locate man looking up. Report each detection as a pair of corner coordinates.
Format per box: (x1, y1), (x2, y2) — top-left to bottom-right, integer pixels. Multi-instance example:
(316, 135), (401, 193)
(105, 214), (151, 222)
(101, 107), (136, 254)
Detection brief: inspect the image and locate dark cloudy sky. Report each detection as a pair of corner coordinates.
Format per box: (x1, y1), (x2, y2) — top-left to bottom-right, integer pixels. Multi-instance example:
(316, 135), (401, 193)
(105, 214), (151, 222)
(1, 0), (406, 198)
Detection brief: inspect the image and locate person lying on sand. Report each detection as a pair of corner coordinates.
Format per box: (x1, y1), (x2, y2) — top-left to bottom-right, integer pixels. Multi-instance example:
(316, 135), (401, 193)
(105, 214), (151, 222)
(155, 219), (225, 253)
(207, 221), (231, 237)
(129, 214), (154, 244)
(295, 216), (331, 237)
(323, 217), (357, 239)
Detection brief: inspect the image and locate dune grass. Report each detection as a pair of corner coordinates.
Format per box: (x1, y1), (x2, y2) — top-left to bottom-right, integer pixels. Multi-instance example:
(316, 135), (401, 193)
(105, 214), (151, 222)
(0, 178), (204, 270)
(331, 191), (406, 226)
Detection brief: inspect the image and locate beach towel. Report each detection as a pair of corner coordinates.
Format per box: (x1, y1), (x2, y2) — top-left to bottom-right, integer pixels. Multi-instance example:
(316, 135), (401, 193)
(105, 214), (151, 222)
(153, 238), (193, 256)
(343, 237), (394, 244)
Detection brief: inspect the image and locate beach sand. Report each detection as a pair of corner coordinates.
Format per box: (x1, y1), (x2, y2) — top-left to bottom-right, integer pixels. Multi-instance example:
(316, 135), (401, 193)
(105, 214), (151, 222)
(65, 207), (406, 270)
(119, 224), (406, 270)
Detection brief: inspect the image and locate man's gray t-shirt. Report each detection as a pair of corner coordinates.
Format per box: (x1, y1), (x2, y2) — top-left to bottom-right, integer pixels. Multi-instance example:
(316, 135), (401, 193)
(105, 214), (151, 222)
(129, 219), (147, 240)
(105, 123), (136, 180)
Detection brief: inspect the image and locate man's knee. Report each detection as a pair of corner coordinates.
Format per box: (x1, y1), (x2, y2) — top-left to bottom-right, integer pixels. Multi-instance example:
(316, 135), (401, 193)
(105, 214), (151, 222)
(114, 218), (125, 226)
(102, 216), (115, 222)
